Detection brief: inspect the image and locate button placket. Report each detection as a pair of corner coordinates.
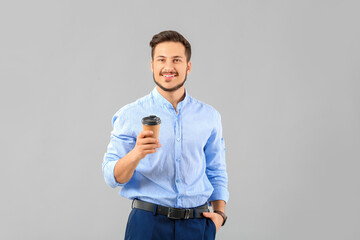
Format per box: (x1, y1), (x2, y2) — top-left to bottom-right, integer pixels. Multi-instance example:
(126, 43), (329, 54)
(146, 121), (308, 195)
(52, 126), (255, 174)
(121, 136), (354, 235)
(174, 110), (182, 206)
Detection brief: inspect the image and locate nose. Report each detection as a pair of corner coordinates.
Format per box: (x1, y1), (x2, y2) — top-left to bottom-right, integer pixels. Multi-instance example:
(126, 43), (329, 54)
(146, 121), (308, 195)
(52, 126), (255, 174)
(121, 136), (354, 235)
(163, 61), (175, 72)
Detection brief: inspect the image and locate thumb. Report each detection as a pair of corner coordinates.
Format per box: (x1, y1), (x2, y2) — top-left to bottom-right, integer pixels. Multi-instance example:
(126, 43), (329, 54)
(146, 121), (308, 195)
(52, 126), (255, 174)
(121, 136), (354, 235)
(202, 212), (212, 218)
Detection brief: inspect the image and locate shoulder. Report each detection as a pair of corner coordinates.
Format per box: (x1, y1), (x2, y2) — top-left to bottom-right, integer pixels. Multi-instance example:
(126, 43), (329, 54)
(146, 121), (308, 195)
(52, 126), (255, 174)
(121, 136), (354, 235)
(188, 96), (222, 120)
(112, 93), (151, 123)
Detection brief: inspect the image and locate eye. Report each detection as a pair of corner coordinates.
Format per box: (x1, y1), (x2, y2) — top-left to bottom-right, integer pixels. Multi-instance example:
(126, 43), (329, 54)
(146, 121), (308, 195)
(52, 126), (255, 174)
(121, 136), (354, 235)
(174, 59), (181, 63)
(158, 59), (165, 62)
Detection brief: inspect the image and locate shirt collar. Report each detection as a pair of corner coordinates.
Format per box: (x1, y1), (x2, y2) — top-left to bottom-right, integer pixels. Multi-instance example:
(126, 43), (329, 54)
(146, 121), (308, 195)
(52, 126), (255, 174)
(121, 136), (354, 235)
(151, 86), (190, 111)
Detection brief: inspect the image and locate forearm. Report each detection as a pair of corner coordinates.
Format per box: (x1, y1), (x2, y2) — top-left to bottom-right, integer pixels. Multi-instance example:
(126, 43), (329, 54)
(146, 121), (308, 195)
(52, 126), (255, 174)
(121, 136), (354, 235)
(211, 200), (226, 213)
(113, 130), (160, 184)
(114, 149), (142, 184)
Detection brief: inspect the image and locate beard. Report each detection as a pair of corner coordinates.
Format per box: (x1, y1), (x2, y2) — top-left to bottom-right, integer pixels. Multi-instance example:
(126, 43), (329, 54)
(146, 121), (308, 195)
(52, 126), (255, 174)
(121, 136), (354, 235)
(153, 72), (187, 92)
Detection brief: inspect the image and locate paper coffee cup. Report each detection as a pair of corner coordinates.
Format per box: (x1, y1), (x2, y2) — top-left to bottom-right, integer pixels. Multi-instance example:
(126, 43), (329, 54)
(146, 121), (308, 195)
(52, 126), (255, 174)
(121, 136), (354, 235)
(142, 115), (161, 139)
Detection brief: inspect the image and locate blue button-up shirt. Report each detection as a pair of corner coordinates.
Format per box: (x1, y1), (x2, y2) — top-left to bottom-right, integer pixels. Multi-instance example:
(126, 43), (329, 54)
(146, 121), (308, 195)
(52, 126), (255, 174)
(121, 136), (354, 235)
(102, 87), (229, 208)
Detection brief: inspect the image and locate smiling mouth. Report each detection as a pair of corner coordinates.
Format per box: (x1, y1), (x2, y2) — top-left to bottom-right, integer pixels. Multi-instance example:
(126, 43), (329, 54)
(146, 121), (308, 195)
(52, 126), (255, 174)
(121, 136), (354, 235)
(161, 73), (177, 80)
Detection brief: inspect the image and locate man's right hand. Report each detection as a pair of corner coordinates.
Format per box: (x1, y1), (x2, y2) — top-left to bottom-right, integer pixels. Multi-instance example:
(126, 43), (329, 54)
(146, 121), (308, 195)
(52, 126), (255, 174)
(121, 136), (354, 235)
(132, 130), (161, 161)
(114, 130), (161, 184)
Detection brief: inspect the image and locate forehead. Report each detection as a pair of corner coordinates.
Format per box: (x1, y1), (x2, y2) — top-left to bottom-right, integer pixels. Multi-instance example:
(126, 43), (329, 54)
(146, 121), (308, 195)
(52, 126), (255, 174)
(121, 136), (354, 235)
(154, 41), (186, 57)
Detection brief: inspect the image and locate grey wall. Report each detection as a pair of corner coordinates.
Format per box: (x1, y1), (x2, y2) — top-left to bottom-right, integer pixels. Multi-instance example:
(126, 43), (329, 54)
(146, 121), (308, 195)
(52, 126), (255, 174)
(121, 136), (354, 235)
(1, 0), (359, 239)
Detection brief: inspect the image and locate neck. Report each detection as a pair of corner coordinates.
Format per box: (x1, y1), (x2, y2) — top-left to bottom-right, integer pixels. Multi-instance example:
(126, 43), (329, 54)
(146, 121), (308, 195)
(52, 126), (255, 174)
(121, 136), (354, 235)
(156, 86), (185, 111)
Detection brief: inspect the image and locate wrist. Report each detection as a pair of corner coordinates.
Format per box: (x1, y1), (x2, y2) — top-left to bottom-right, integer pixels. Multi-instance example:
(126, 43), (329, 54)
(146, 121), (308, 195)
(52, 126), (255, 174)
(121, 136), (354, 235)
(214, 210), (227, 226)
(130, 148), (144, 162)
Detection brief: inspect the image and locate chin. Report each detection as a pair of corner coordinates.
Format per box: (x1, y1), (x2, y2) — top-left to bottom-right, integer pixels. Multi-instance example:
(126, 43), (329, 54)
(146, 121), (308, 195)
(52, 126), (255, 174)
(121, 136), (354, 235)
(153, 73), (187, 92)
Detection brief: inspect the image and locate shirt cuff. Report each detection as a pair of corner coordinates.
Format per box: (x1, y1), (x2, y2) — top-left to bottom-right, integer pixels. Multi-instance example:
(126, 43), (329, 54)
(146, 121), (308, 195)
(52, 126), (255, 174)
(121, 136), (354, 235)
(208, 186), (229, 203)
(103, 160), (127, 188)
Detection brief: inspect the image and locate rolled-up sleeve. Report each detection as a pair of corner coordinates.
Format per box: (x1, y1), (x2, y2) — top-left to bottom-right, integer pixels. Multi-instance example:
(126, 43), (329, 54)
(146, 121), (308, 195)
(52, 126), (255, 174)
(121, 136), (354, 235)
(102, 109), (136, 188)
(204, 110), (229, 203)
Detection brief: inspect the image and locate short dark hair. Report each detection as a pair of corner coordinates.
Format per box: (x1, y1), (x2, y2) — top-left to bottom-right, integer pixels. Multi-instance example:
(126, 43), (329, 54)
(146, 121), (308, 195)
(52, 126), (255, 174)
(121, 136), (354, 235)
(150, 30), (191, 62)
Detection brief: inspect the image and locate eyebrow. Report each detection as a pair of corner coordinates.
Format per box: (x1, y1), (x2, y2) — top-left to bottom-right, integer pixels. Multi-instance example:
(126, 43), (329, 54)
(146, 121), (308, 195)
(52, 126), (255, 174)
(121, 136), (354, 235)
(156, 55), (183, 59)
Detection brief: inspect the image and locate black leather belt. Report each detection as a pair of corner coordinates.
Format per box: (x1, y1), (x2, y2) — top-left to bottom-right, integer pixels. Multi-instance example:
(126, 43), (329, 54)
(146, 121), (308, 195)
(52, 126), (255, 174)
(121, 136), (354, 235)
(132, 199), (210, 220)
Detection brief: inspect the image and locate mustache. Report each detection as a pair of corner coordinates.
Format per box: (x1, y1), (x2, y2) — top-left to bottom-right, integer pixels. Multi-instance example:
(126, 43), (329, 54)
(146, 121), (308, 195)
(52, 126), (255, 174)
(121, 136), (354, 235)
(160, 71), (178, 76)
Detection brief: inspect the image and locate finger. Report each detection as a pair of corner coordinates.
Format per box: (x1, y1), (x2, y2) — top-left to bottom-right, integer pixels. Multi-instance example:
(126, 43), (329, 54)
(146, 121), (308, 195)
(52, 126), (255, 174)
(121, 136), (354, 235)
(141, 144), (161, 150)
(138, 130), (154, 138)
(138, 137), (159, 144)
(202, 212), (212, 216)
(202, 212), (212, 218)
(203, 212), (217, 220)
(143, 149), (158, 154)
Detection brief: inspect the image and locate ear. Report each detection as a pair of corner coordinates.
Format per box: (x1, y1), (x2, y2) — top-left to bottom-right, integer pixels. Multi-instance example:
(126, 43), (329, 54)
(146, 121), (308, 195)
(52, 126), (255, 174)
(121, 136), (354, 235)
(187, 61), (192, 74)
(151, 59), (154, 72)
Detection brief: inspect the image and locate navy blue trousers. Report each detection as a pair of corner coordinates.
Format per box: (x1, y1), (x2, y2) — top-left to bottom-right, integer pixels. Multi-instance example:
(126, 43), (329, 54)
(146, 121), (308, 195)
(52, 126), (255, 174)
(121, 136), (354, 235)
(124, 208), (217, 240)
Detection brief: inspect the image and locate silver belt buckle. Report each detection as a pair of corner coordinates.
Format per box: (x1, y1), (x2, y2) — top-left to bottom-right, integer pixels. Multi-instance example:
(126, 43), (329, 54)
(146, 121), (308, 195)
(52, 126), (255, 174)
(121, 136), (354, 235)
(167, 208), (179, 219)
(184, 209), (191, 219)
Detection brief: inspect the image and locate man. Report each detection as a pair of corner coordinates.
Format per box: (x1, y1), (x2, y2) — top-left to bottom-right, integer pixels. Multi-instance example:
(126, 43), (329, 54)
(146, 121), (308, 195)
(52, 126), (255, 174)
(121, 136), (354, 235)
(102, 30), (229, 240)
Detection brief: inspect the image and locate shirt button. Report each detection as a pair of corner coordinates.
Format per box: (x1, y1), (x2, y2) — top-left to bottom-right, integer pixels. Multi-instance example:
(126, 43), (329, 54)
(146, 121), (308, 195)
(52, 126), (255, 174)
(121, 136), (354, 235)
(176, 158), (180, 162)
(176, 179), (180, 183)
(177, 138), (181, 142)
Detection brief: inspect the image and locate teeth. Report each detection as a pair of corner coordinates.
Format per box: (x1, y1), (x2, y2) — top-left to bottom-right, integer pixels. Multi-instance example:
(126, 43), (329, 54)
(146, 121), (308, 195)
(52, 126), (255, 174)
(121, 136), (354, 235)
(164, 75), (175, 77)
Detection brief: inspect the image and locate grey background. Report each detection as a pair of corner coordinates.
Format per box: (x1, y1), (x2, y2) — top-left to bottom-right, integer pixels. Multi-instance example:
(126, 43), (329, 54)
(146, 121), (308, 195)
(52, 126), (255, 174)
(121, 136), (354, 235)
(1, 0), (359, 239)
